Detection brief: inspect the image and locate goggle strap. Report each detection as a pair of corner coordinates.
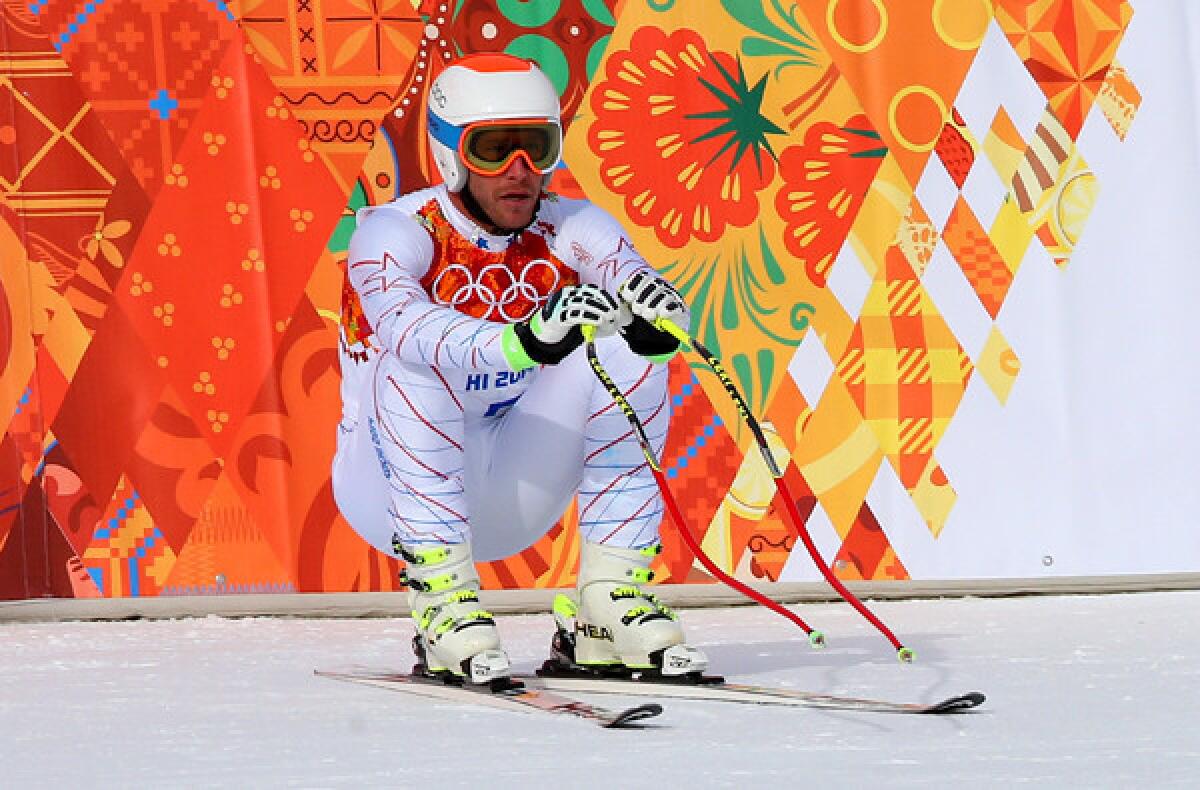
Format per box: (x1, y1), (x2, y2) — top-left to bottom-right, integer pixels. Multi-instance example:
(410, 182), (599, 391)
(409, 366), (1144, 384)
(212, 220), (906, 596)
(427, 111), (463, 151)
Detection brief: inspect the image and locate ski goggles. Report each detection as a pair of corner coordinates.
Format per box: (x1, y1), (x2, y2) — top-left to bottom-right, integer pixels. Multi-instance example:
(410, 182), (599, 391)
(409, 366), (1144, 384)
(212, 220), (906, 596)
(430, 114), (562, 176)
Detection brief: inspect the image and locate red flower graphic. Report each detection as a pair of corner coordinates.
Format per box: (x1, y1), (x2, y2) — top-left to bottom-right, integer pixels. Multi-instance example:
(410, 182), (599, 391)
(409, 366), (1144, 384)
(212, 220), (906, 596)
(775, 114), (885, 287)
(588, 27), (782, 249)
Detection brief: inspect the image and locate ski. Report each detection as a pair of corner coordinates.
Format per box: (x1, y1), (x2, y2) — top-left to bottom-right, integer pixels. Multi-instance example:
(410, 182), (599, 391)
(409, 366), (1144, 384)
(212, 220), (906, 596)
(525, 672), (985, 715)
(314, 668), (663, 728)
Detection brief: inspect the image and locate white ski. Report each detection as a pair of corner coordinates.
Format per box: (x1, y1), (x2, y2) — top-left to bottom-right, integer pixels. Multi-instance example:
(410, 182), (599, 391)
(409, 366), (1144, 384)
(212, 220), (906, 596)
(315, 668), (663, 728)
(524, 674), (985, 715)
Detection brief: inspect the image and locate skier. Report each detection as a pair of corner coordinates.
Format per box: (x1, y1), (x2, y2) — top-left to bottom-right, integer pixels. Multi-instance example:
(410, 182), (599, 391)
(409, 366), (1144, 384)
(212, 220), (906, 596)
(333, 53), (708, 684)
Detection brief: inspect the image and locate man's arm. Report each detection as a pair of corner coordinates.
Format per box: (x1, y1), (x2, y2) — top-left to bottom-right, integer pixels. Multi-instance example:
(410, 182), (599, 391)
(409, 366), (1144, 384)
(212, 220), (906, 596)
(347, 206), (623, 371)
(557, 203), (657, 294)
(347, 207), (512, 370)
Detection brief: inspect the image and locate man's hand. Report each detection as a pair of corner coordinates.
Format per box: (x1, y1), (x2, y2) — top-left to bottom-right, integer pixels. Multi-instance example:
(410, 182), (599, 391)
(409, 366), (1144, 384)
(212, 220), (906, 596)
(503, 284), (621, 369)
(536, 284), (622, 342)
(619, 271), (688, 328)
(617, 271), (689, 360)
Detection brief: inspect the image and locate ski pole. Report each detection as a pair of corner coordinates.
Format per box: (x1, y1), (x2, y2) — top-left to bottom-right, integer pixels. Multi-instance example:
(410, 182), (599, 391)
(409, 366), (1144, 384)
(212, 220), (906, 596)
(580, 326), (826, 649)
(654, 319), (914, 663)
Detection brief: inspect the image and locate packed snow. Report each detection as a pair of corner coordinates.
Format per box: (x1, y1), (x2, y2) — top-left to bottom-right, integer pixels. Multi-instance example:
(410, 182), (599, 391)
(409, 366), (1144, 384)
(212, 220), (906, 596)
(2, 590), (1197, 788)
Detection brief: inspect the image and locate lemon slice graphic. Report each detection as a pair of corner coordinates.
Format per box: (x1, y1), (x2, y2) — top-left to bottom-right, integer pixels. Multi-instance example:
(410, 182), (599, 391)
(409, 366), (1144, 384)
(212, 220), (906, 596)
(1054, 170), (1099, 247)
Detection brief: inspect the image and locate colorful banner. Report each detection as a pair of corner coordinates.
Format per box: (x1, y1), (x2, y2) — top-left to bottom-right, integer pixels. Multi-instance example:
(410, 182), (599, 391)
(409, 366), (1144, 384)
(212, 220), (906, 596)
(2, 1), (1195, 601)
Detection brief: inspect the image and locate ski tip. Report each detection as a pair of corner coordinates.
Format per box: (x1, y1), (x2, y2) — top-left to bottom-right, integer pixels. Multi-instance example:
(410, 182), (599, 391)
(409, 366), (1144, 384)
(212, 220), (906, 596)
(897, 646), (916, 664)
(923, 691), (987, 713)
(808, 631), (827, 649)
(606, 702), (664, 728)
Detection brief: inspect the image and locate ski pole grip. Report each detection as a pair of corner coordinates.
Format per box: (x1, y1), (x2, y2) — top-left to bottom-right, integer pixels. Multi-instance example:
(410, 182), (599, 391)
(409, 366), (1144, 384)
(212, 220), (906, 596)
(582, 324), (596, 343)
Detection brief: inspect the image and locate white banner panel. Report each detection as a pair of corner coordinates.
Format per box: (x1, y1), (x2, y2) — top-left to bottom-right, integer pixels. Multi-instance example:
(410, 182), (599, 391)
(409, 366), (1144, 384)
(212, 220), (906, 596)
(794, 2), (1200, 580)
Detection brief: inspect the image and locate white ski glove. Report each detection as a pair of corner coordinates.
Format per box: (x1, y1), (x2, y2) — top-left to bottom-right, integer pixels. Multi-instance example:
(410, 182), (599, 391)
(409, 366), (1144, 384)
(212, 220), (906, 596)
(503, 284), (621, 370)
(619, 270), (689, 328)
(616, 271), (689, 360)
(536, 284), (622, 342)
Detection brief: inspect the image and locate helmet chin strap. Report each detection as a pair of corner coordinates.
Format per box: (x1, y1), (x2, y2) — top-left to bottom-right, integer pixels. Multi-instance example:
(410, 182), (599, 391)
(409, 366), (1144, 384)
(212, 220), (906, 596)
(459, 175), (542, 237)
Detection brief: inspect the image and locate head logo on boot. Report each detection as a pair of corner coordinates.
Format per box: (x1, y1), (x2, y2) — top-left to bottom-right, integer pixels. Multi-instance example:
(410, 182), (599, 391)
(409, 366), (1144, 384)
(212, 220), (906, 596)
(576, 622), (615, 642)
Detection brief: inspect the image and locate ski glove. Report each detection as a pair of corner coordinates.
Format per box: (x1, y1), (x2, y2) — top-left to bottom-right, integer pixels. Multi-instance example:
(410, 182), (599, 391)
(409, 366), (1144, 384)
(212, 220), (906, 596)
(617, 270), (689, 361)
(503, 284), (622, 370)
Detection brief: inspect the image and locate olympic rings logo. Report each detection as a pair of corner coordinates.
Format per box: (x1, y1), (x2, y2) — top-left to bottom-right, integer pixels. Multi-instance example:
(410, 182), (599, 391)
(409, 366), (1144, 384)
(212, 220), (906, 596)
(429, 258), (562, 321)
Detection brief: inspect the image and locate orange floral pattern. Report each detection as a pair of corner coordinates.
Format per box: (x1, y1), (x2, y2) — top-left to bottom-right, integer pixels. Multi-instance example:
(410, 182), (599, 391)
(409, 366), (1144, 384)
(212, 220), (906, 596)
(775, 114), (885, 287)
(81, 217), (131, 269)
(587, 26), (780, 249)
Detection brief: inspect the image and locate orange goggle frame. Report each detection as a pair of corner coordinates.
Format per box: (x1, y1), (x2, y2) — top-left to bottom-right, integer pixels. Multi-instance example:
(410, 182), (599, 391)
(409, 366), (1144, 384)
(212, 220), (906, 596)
(429, 113), (561, 177)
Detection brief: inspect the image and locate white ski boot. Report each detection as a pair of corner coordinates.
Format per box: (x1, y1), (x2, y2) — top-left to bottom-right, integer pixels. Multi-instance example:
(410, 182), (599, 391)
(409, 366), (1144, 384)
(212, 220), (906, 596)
(548, 541), (708, 677)
(397, 541), (511, 684)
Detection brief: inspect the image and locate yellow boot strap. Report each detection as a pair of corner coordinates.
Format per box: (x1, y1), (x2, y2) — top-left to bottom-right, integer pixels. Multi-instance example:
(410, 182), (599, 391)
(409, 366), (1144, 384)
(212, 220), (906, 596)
(620, 605), (656, 626)
(434, 609), (494, 636)
(628, 567), (654, 584)
(609, 585), (644, 601)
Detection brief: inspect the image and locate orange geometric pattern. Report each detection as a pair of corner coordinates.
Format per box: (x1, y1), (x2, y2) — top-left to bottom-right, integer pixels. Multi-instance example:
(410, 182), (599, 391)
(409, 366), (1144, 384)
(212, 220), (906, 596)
(935, 108), (980, 189)
(37, 0), (238, 195)
(238, 0), (425, 193)
(836, 245), (973, 531)
(162, 475), (296, 595)
(81, 479), (175, 597)
(832, 503), (910, 582)
(797, 0), (994, 187)
(995, 0), (1133, 139)
(114, 39), (346, 458)
(942, 197), (1014, 319)
(1012, 109), (1073, 215)
(1096, 60), (1140, 140)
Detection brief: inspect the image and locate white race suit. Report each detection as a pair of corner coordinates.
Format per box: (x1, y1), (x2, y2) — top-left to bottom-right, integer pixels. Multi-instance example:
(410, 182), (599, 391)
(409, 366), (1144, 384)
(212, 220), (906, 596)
(332, 186), (675, 562)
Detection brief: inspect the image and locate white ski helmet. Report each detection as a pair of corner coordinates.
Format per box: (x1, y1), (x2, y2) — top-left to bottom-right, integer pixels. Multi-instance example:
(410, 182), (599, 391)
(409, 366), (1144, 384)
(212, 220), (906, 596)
(426, 53), (563, 192)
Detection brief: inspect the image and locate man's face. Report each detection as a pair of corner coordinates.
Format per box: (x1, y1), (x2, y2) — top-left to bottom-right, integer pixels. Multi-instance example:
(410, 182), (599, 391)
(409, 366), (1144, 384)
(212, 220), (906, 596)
(463, 154), (541, 233)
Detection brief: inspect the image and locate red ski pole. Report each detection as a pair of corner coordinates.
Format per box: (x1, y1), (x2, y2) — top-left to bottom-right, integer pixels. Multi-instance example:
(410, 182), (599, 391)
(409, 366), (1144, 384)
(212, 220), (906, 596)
(581, 327), (825, 649)
(655, 319), (914, 663)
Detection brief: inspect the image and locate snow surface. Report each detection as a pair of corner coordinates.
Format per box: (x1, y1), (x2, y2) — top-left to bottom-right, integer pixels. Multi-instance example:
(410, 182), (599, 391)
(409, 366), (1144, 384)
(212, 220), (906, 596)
(2, 591), (1198, 788)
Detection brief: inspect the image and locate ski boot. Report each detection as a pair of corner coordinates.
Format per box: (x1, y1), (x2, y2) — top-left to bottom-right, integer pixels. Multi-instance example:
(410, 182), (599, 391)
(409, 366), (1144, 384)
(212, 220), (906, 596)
(397, 541), (511, 685)
(540, 541), (713, 682)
